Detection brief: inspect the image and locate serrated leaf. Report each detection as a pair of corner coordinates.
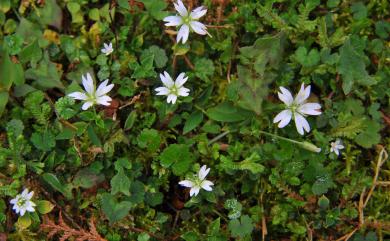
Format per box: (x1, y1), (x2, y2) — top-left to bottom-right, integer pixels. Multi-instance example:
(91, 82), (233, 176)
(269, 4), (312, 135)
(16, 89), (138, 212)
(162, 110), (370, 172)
(30, 130), (56, 151)
(354, 120), (381, 148)
(159, 144), (193, 175)
(137, 129), (161, 153)
(101, 193), (132, 224)
(111, 167), (131, 196)
(73, 168), (105, 189)
(338, 37), (374, 94)
(228, 215), (253, 238)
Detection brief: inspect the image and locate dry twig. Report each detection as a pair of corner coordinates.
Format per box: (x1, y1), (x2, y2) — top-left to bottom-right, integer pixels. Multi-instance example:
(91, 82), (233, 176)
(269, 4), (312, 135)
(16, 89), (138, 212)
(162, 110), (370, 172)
(41, 212), (107, 241)
(336, 147), (388, 241)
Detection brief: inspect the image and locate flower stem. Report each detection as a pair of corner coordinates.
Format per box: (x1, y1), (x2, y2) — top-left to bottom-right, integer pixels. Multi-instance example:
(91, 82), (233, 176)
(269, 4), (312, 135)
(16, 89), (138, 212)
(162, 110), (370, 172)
(258, 130), (301, 145)
(208, 130), (230, 146)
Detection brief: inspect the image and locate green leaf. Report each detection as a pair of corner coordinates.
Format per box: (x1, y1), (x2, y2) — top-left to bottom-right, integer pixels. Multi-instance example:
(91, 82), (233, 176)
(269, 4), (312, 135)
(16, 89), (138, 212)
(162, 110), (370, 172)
(55, 97), (77, 120)
(19, 40), (42, 65)
(31, 130), (56, 151)
(181, 231), (200, 241)
(25, 53), (64, 90)
(207, 101), (253, 122)
(208, 218), (221, 235)
(67, 2), (83, 23)
(228, 215), (253, 238)
(194, 58), (215, 81)
(101, 193), (132, 224)
(36, 200), (55, 214)
(143, 45), (168, 68)
(17, 215), (32, 228)
(73, 167), (105, 189)
(183, 111), (203, 134)
(338, 37), (374, 94)
(354, 120), (381, 148)
(42, 173), (73, 199)
(159, 144), (193, 175)
(138, 233), (150, 241)
(0, 92), (9, 117)
(0, 0), (11, 13)
(137, 129), (161, 153)
(237, 34), (284, 114)
(140, 0), (168, 20)
(295, 46), (320, 67)
(118, 0), (130, 10)
(312, 174), (333, 195)
(88, 8), (100, 21)
(0, 52), (24, 91)
(111, 167), (131, 196)
(124, 111), (137, 130)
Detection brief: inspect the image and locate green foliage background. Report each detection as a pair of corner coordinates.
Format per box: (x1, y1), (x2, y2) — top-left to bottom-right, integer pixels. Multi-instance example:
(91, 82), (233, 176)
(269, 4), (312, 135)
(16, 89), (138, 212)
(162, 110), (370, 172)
(0, 0), (389, 240)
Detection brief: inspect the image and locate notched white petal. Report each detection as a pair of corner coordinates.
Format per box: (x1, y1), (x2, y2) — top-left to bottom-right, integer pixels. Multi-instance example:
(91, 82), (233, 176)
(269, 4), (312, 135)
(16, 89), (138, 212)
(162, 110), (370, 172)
(179, 180), (194, 188)
(190, 7), (207, 19)
(177, 24), (190, 44)
(164, 16), (182, 26)
(174, 0), (188, 17)
(190, 21), (208, 35)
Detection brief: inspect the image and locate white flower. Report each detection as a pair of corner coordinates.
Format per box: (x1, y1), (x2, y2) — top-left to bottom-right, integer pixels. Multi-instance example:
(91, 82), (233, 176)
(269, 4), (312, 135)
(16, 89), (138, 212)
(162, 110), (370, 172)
(68, 73), (114, 110)
(163, 0), (209, 44)
(101, 42), (113, 56)
(155, 71), (190, 104)
(10, 188), (36, 216)
(273, 83), (322, 135)
(179, 165), (214, 197)
(330, 139), (344, 156)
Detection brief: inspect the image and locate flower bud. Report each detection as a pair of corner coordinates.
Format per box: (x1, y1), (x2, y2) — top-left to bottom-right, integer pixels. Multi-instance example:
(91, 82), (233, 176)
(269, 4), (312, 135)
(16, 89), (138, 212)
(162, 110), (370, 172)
(300, 141), (321, 153)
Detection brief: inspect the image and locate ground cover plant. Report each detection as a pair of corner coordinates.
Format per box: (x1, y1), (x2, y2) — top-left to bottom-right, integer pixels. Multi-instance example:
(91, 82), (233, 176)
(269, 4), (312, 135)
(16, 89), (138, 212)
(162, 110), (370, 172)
(0, 0), (389, 240)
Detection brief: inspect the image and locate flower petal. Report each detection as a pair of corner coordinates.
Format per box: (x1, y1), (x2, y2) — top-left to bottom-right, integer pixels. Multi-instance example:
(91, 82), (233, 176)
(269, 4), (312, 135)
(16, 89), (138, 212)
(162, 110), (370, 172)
(336, 144), (345, 149)
(96, 80), (114, 97)
(177, 87), (190, 97)
(82, 73), (95, 95)
(190, 6), (207, 19)
(175, 72), (188, 87)
(160, 72), (174, 88)
(294, 113), (310, 135)
(297, 103), (322, 116)
(26, 190), (34, 200)
(174, 0), (188, 17)
(201, 180), (214, 191)
(81, 101), (94, 110)
(163, 16), (182, 26)
(179, 180), (194, 188)
(96, 95), (112, 106)
(278, 87), (294, 106)
(177, 24), (190, 44)
(155, 87), (170, 95)
(26, 203), (35, 212)
(167, 94), (178, 104)
(21, 189), (29, 197)
(294, 83), (311, 105)
(20, 208), (26, 216)
(68, 92), (88, 100)
(189, 21), (207, 35)
(10, 198), (17, 204)
(189, 186), (200, 197)
(198, 165), (210, 180)
(273, 109), (292, 128)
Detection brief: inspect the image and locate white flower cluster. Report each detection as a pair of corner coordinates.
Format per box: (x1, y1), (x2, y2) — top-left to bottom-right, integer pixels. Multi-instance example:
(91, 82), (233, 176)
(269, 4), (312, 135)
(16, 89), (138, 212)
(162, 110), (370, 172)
(54, 0), (344, 202)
